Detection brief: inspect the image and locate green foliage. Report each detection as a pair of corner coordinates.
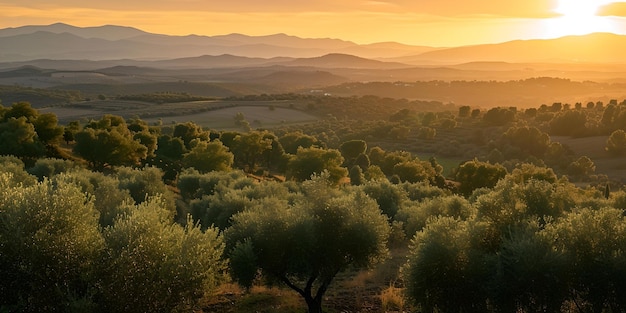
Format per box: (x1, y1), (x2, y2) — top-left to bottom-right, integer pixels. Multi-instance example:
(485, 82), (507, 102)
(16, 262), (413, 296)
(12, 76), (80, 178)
(0, 85), (81, 107)
(27, 157), (80, 180)
(189, 188), (253, 230)
(606, 129), (626, 155)
(474, 177), (575, 229)
(0, 116), (45, 160)
(339, 139), (367, 165)
(454, 159), (507, 196)
(567, 155), (596, 180)
(0, 176), (104, 311)
(0, 155), (38, 186)
(231, 131), (274, 172)
(63, 120), (80, 144)
(286, 147), (347, 184)
(178, 169), (275, 229)
(508, 163), (558, 184)
(173, 121), (209, 148)
(177, 169), (250, 201)
(115, 166), (176, 213)
(99, 197), (226, 313)
(361, 180), (407, 218)
(397, 195), (475, 237)
(349, 165), (364, 185)
(33, 113), (64, 146)
(402, 217), (489, 313)
(491, 225), (569, 313)
(416, 126), (436, 140)
(549, 110), (587, 136)
(279, 131), (322, 154)
(190, 179), (296, 230)
(150, 134), (187, 181)
(226, 174), (390, 313)
(181, 139), (234, 173)
(73, 115), (149, 170)
(541, 207), (626, 312)
(117, 92), (212, 103)
(353, 152), (370, 170)
(392, 159), (440, 184)
(501, 125), (551, 158)
(54, 169), (134, 227)
(369, 148), (412, 176)
(400, 181), (448, 201)
(483, 107), (515, 126)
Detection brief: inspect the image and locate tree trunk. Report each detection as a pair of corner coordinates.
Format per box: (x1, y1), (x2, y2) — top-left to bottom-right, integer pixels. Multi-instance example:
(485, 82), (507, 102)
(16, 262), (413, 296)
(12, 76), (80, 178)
(305, 296), (323, 313)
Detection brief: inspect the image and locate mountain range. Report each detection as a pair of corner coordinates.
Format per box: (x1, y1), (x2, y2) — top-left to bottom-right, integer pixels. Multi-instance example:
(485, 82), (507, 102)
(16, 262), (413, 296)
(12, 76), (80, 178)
(2, 23), (626, 66)
(0, 23), (437, 62)
(1, 22), (626, 97)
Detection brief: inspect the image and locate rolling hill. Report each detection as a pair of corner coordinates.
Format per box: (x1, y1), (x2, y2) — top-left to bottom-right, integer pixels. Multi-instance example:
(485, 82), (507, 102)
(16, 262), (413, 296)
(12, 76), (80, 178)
(398, 33), (626, 64)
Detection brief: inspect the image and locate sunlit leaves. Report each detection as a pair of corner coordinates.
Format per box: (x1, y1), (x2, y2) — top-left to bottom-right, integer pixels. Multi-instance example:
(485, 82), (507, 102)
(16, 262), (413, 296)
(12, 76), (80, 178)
(99, 197), (226, 313)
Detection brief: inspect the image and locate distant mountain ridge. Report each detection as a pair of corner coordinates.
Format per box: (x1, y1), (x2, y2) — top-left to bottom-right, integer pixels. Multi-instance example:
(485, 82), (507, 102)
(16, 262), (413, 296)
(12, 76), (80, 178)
(0, 23), (438, 62)
(1, 23), (626, 73)
(410, 32), (626, 63)
(0, 22), (147, 40)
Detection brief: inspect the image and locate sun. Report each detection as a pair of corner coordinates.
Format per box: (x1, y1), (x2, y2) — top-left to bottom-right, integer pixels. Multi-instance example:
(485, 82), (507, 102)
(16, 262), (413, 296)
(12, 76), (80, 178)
(555, 0), (603, 17)
(543, 0), (616, 37)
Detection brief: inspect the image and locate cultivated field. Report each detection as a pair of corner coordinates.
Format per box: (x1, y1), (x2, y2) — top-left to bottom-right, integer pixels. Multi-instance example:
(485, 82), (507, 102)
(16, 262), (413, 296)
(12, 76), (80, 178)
(40, 99), (319, 128)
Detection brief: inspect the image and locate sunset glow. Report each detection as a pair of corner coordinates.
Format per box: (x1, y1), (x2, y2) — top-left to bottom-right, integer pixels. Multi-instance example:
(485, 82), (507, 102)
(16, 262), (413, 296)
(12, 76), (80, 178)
(542, 0), (618, 37)
(0, 0), (626, 46)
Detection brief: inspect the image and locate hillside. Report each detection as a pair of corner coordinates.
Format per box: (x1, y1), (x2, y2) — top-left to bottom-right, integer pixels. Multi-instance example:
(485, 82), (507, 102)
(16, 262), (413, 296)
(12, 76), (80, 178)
(404, 33), (626, 64)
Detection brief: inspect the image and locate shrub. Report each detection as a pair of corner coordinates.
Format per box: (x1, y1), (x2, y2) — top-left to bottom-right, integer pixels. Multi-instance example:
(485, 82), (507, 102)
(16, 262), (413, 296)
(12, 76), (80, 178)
(0, 175), (104, 311)
(98, 197), (226, 313)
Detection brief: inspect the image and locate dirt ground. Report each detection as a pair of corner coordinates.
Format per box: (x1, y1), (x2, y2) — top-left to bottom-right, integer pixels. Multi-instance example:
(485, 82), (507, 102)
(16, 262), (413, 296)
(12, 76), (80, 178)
(201, 247), (411, 313)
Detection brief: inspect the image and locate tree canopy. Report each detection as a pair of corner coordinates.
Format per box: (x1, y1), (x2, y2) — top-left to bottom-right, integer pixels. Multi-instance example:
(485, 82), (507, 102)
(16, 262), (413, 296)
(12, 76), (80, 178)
(225, 174), (390, 313)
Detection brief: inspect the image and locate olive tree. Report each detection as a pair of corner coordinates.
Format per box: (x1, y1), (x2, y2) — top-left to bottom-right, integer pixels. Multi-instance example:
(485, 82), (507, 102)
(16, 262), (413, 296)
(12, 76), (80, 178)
(286, 146), (347, 184)
(542, 207), (626, 312)
(0, 174), (104, 311)
(225, 174), (390, 313)
(73, 122), (148, 170)
(454, 159), (507, 197)
(181, 139), (234, 173)
(98, 197), (226, 313)
(402, 217), (489, 313)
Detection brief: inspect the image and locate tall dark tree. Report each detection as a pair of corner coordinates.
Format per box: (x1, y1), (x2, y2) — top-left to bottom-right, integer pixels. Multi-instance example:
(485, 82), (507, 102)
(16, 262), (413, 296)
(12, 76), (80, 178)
(339, 139), (367, 167)
(73, 115), (148, 170)
(454, 159), (507, 196)
(286, 147), (347, 184)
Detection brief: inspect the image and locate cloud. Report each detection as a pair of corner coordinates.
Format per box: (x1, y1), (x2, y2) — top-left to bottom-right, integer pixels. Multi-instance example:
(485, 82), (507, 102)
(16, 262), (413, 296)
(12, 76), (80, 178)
(598, 2), (626, 16)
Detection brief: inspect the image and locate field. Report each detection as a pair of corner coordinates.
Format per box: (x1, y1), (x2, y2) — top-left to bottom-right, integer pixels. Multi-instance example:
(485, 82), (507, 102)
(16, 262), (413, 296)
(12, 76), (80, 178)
(553, 135), (626, 182)
(40, 99), (319, 128)
(144, 105), (318, 129)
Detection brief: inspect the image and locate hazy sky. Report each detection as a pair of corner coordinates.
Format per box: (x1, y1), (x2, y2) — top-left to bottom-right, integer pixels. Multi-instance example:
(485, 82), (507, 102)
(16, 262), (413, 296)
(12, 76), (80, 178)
(1, 0), (626, 46)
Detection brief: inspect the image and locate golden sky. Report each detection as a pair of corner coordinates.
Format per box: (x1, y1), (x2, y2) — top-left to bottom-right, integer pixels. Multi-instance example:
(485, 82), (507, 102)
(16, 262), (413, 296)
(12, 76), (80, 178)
(1, 0), (626, 46)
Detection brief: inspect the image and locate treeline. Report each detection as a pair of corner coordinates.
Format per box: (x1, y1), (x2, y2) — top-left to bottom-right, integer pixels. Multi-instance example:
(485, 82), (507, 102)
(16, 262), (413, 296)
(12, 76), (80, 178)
(116, 92), (214, 104)
(0, 85), (83, 107)
(2, 98), (626, 312)
(324, 78), (622, 108)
